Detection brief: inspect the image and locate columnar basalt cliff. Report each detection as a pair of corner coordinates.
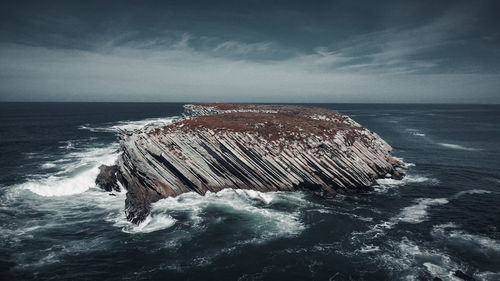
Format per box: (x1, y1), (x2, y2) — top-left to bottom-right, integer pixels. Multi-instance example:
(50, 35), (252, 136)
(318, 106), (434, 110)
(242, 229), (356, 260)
(96, 104), (403, 224)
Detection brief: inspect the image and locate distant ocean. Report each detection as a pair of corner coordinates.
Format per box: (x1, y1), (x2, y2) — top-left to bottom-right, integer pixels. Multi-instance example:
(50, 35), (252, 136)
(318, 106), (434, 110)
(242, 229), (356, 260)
(1, 102), (499, 280)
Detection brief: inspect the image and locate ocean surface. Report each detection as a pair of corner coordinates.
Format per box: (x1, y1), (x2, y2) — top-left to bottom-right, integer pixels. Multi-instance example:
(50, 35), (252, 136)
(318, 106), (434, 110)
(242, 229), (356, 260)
(1, 102), (499, 281)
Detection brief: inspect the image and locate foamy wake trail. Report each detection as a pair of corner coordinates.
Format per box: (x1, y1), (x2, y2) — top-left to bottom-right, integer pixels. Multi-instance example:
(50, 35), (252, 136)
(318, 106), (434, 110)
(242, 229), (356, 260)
(438, 143), (480, 151)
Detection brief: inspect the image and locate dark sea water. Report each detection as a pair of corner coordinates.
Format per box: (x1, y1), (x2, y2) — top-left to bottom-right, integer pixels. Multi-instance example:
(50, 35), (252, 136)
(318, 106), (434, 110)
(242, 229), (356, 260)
(1, 102), (499, 281)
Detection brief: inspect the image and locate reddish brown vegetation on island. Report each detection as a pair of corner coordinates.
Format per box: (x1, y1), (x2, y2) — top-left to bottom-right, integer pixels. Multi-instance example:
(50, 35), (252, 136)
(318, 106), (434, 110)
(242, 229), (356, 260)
(97, 104), (404, 224)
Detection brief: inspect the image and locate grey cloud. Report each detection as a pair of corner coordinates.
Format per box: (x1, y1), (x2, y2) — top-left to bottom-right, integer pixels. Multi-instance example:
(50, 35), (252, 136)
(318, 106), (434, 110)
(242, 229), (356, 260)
(0, 0), (499, 102)
(1, 39), (499, 103)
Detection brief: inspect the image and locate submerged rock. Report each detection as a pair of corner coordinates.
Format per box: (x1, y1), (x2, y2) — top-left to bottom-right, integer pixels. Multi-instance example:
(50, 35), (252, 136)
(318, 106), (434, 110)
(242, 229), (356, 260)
(96, 104), (403, 224)
(95, 165), (120, 192)
(454, 270), (476, 281)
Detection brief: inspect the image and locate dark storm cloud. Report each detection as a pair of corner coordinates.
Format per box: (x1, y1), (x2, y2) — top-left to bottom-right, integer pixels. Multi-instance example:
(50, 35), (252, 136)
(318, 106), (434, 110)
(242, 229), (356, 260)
(0, 0), (499, 102)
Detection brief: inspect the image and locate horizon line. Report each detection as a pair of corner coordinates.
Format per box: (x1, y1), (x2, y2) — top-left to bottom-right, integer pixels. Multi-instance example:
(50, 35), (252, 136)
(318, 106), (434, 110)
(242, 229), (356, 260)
(0, 101), (499, 105)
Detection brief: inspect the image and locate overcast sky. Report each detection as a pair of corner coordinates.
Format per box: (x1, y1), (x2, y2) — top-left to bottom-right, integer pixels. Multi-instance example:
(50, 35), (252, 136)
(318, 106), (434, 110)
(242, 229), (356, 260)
(0, 0), (499, 103)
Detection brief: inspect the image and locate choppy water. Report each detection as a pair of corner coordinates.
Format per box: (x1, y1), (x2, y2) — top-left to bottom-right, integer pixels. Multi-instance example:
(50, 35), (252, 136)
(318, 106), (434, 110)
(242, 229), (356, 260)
(1, 103), (499, 280)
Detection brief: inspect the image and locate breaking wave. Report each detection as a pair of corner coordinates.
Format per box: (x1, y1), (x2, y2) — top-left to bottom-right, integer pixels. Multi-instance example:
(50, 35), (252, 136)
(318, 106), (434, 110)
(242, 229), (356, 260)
(14, 116), (180, 198)
(112, 189), (307, 240)
(18, 146), (118, 197)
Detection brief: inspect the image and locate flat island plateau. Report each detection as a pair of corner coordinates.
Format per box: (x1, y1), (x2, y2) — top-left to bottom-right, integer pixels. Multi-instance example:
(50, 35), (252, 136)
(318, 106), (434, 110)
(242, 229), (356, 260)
(96, 104), (404, 224)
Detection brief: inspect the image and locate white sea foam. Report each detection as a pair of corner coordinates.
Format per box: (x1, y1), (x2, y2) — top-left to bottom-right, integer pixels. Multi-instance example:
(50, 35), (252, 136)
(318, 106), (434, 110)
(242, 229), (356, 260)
(378, 237), (461, 281)
(20, 169), (100, 197)
(375, 174), (436, 192)
(397, 198), (449, 224)
(392, 156), (415, 168)
(438, 143), (480, 151)
(122, 214), (177, 234)
(41, 163), (57, 169)
(20, 146), (118, 197)
(14, 114), (167, 198)
(432, 223), (500, 253)
(476, 271), (500, 281)
(117, 189), (306, 239)
(423, 262), (462, 281)
(365, 197), (449, 235)
(234, 189), (275, 204)
(359, 245), (380, 253)
(58, 140), (75, 150)
(79, 116), (179, 132)
(406, 128), (426, 137)
(315, 208), (374, 222)
(377, 189), (492, 231)
(13, 236), (111, 269)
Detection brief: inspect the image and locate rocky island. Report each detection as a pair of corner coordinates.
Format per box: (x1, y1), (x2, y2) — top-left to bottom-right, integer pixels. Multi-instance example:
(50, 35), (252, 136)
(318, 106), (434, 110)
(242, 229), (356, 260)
(96, 104), (403, 224)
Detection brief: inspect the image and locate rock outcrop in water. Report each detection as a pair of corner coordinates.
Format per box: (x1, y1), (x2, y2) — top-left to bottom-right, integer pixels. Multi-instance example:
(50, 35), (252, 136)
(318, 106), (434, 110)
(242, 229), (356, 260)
(96, 104), (403, 223)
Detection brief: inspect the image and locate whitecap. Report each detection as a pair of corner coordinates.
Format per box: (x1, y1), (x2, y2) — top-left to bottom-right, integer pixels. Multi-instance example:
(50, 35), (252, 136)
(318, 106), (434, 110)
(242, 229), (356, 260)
(452, 189), (492, 199)
(438, 143), (480, 151)
(423, 262), (460, 281)
(397, 198), (449, 224)
(58, 140), (75, 150)
(375, 174), (436, 192)
(359, 245), (380, 253)
(432, 223), (500, 253)
(406, 128), (426, 137)
(41, 163), (57, 169)
(476, 271), (500, 281)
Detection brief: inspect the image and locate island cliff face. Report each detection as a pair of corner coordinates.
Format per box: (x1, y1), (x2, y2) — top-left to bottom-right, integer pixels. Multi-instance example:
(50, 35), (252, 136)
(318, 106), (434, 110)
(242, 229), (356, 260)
(96, 104), (403, 224)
